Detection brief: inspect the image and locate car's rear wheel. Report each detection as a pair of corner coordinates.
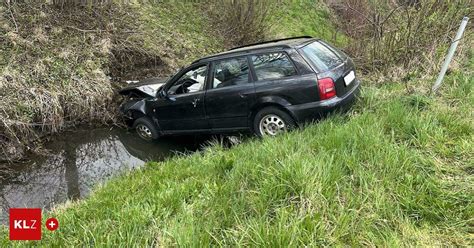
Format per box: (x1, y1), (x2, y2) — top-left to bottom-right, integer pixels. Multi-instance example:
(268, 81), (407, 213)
(133, 117), (159, 141)
(253, 107), (296, 137)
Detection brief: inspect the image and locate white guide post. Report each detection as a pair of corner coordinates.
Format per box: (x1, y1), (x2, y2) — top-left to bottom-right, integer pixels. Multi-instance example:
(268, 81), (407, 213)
(432, 16), (469, 93)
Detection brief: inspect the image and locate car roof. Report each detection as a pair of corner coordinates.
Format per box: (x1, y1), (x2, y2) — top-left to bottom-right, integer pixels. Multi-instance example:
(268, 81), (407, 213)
(192, 36), (318, 64)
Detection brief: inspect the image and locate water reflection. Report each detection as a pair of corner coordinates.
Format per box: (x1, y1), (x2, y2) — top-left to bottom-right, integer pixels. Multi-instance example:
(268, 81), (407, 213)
(0, 128), (204, 224)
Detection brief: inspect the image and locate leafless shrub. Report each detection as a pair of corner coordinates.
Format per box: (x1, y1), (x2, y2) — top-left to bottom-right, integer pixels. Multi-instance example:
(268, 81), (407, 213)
(207, 0), (274, 48)
(326, 0), (473, 78)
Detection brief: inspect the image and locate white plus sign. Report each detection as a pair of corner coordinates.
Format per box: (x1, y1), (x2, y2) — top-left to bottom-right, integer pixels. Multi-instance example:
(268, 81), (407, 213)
(48, 221), (56, 228)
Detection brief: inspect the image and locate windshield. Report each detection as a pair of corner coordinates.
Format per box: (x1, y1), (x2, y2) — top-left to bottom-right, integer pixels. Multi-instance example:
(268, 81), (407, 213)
(300, 41), (343, 72)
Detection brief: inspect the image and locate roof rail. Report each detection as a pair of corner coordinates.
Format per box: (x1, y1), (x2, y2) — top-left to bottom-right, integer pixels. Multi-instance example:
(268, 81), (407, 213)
(229, 36), (313, 50)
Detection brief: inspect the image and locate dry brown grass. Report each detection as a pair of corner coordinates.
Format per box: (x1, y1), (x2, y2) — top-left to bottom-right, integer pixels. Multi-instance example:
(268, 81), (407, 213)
(1, 5), (116, 160)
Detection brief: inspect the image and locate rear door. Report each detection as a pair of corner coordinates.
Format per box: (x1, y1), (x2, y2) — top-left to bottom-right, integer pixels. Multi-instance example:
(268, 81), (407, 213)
(205, 56), (255, 129)
(250, 52), (318, 105)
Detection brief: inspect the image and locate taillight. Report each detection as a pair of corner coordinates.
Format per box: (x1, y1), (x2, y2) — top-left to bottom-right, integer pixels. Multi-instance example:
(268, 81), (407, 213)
(318, 77), (336, 100)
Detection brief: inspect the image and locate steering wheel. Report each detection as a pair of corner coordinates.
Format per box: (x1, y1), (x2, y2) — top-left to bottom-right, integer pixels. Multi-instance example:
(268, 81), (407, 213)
(181, 79), (200, 94)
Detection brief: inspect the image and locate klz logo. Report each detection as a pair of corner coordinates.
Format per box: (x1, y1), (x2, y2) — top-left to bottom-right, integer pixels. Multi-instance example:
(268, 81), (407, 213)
(9, 208), (42, 240)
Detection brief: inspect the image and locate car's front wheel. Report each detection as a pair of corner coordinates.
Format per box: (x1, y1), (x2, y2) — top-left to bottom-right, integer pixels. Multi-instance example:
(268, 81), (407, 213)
(253, 107), (296, 137)
(133, 117), (159, 141)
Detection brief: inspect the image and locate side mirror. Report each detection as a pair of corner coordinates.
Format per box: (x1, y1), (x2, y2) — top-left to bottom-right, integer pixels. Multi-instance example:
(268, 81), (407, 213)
(158, 90), (166, 98)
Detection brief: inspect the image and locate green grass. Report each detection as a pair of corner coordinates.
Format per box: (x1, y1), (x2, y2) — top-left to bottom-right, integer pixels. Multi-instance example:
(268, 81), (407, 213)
(270, 0), (348, 46)
(2, 60), (472, 246)
(136, 2), (224, 67)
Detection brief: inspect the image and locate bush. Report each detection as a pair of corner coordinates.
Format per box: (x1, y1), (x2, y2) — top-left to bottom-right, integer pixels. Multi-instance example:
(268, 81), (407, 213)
(326, 0), (473, 77)
(207, 0), (273, 48)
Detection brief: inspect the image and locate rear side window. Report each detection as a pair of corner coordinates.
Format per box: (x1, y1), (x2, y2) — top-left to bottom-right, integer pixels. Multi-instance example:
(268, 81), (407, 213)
(212, 57), (250, 89)
(319, 40), (348, 60)
(300, 41), (342, 71)
(251, 53), (297, 81)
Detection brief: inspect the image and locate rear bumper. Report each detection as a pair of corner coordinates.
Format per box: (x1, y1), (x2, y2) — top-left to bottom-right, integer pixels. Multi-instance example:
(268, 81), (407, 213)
(287, 79), (361, 123)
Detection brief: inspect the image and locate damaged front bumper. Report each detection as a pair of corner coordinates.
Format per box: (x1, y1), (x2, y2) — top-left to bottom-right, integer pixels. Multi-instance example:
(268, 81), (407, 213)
(118, 78), (167, 126)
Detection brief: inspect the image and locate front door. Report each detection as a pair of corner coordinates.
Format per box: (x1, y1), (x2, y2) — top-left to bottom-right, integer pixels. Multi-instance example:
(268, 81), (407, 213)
(205, 56), (255, 129)
(152, 64), (209, 132)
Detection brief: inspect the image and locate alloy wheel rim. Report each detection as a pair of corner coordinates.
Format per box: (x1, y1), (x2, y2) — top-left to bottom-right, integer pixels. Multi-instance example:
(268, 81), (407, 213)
(136, 124), (153, 140)
(259, 114), (286, 136)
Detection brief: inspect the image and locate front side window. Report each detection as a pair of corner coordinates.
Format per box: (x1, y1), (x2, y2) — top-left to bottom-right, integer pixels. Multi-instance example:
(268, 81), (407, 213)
(167, 65), (207, 95)
(300, 41), (342, 71)
(212, 57), (250, 89)
(251, 52), (297, 81)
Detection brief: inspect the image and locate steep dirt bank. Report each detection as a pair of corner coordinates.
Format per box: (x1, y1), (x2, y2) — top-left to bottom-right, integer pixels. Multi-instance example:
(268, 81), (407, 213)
(0, 2), (224, 161)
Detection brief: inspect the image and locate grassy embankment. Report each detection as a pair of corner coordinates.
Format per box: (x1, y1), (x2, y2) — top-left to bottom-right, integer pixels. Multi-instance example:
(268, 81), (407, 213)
(2, 55), (472, 246)
(270, 0), (347, 47)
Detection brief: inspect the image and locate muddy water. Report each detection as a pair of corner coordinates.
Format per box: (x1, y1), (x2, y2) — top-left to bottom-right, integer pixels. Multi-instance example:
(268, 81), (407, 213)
(0, 128), (207, 224)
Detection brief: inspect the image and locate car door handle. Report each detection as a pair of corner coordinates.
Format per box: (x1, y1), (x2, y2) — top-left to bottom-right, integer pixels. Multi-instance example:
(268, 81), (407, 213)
(192, 98), (200, 107)
(239, 93), (247, 99)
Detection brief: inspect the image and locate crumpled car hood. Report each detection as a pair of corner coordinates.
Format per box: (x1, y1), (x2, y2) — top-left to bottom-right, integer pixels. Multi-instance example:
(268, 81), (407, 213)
(119, 77), (168, 98)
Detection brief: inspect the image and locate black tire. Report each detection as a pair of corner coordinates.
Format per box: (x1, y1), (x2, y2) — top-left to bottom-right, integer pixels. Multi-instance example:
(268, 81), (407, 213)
(133, 117), (159, 141)
(253, 107), (296, 137)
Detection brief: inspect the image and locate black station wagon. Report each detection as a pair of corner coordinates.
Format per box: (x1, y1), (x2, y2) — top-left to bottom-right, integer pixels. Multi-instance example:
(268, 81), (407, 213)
(119, 36), (360, 140)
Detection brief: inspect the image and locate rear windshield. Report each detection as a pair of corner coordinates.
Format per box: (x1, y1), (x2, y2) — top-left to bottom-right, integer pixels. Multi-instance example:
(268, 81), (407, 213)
(299, 41), (343, 71)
